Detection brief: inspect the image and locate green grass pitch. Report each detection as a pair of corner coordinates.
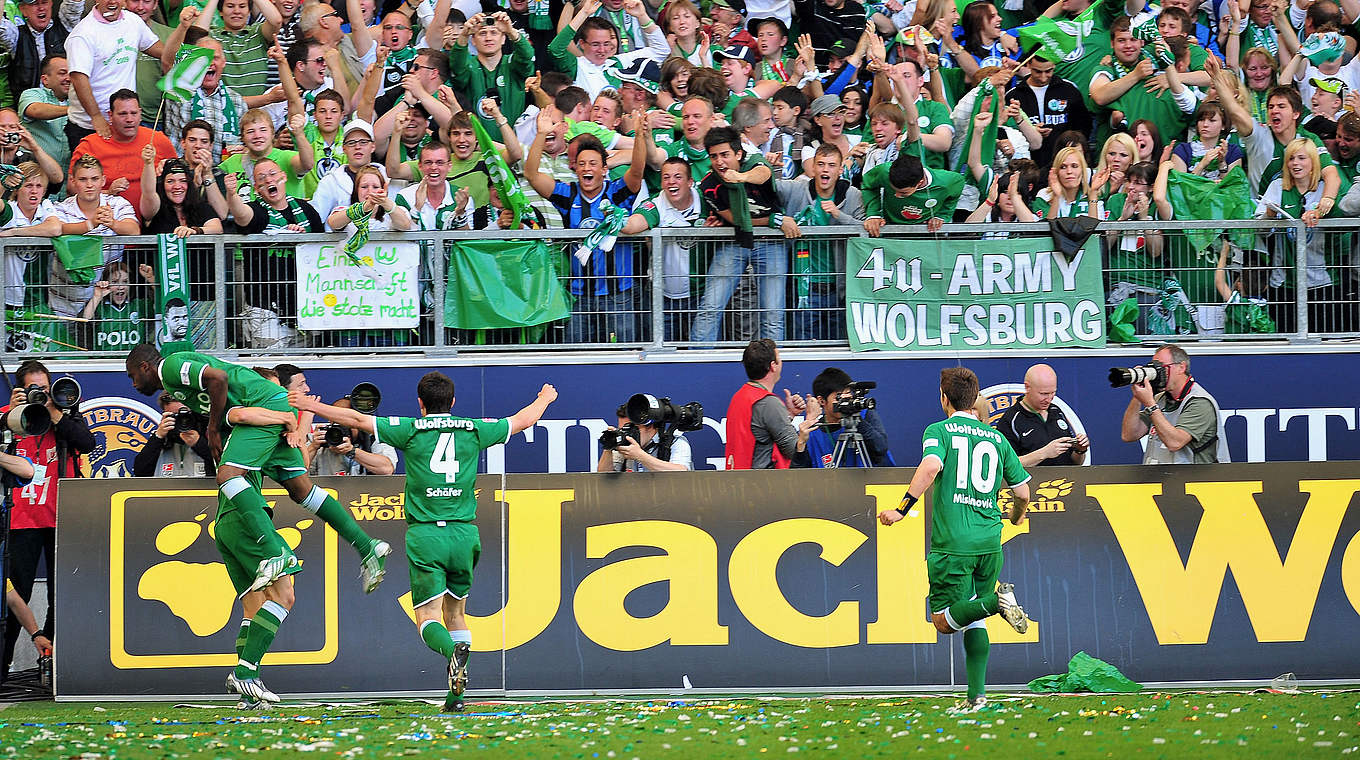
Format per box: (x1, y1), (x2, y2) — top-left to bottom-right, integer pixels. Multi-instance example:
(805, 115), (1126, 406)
(1, 692), (1355, 758)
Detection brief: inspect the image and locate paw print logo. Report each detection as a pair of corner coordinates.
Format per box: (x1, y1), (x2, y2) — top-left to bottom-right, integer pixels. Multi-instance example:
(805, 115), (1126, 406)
(136, 511), (316, 637)
(1031, 479), (1073, 513)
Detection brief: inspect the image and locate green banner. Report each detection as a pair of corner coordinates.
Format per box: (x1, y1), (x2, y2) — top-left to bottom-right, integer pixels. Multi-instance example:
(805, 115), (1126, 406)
(845, 237), (1106, 351)
(444, 240), (571, 329)
(156, 233), (194, 354)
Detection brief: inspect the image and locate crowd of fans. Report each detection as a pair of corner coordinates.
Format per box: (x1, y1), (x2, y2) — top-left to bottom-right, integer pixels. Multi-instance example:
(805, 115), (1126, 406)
(0, 0), (1355, 346)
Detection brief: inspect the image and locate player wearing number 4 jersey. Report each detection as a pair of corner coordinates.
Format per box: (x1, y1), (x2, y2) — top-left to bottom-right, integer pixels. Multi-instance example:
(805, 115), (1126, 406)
(878, 367), (1032, 712)
(293, 373), (558, 713)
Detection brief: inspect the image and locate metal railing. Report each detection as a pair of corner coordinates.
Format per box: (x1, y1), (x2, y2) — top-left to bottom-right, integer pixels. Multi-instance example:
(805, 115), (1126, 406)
(2, 217), (1354, 358)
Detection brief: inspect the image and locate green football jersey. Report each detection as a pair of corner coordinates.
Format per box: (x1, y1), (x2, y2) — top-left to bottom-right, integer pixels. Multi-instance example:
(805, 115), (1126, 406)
(375, 413), (511, 524)
(921, 412), (1030, 556)
(862, 164), (964, 224)
(158, 351), (289, 417)
(89, 298), (151, 351)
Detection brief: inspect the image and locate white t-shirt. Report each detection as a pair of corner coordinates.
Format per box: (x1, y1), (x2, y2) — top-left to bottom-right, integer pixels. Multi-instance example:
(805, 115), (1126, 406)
(65, 11), (160, 129)
(635, 186), (702, 300)
(47, 194), (136, 315)
(313, 164), (388, 230)
(2, 199), (58, 308)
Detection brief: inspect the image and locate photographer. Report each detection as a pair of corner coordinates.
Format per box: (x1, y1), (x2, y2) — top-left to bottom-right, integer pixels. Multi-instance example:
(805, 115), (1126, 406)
(997, 364), (1088, 467)
(791, 368), (894, 468)
(304, 397), (398, 477)
(1, 360), (93, 677)
(596, 405), (693, 473)
(1120, 343), (1229, 465)
(133, 393), (215, 478)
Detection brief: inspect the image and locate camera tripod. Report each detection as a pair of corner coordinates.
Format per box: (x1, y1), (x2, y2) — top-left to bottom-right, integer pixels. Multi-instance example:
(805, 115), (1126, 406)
(828, 413), (873, 468)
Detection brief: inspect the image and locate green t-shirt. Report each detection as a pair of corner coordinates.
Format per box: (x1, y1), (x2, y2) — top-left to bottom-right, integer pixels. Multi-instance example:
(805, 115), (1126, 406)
(1093, 61), (1191, 150)
(374, 413), (510, 523)
(921, 413), (1030, 556)
(88, 298), (150, 351)
(158, 351), (289, 417)
(1030, 190), (1097, 219)
(217, 22), (271, 98)
(902, 98), (953, 172)
(861, 164), (964, 224)
(301, 124), (346, 199)
(565, 119), (620, 149)
(219, 148), (307, 200)
(1103, 193), (1164, 290)
(136, 20), (173, 129)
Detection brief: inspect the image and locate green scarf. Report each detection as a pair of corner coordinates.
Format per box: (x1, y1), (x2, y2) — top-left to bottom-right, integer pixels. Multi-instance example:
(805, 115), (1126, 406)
(343, 202), (374, 260)
(575, 201), (629, 264)
(727, 181), (753, 248)
(792, 198), (831, 307)
(954, 80), (1000, 177)
(1244, 23), (1278, 58)
(190, 87), (240, 138)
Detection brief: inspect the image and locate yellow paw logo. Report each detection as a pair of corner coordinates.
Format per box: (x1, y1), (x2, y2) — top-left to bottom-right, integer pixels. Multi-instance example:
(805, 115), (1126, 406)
(1030, 479), (1073, 513)
(135, 512), (315, 637)
(109, 488), (340, 669)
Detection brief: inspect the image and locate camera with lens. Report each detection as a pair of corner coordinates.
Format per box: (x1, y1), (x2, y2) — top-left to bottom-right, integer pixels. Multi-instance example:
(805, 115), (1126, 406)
(625, 394), (703, 432)
(3, 132), (21, 145)
(321, 382), (381, 448)
(832, 381), (877, 416)
(2, 377), (80, 438)
(599, 422), (642, 450)
(1108, 363), (1168, 393)
(173, 407), (199, 433)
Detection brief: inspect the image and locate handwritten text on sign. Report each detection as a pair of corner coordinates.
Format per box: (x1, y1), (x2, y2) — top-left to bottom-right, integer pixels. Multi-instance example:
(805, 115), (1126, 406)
(296, 242), (419, 330)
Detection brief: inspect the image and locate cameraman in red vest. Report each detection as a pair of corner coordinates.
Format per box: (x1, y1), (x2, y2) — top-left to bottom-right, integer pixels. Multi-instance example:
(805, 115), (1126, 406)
(724, 339), (822, 469)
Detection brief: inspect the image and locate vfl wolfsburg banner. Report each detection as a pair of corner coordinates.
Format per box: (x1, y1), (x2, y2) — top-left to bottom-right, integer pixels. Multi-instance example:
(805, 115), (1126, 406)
(156, 233), (193, 354)
(845, 237), (1106, 351)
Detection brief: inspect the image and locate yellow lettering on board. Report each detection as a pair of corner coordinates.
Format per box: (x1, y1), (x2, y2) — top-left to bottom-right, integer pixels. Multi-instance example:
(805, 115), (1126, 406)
(863, 485), (936, 644)
(729, 519), (866, 648)
(573, 521), (729, 651)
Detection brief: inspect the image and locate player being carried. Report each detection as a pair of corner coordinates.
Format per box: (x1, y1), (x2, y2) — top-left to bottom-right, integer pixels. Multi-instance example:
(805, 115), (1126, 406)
(292, 372), (557, 713)
(125, 344), (393, 707)
(878, 367), (1032, 712)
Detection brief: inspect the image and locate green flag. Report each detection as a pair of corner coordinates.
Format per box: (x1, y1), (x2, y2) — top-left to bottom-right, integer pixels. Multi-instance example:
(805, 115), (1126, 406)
(1016, 16), (1078, 61)
(953, 79), (1001, 175)
(158, 44), (214, 103)
(1164, 166), (1256, 251)
(444, 240), (571, 329)
(469, 116), (530, 226)
(51, 235), (103, 285)
(156, 233), (194, 354)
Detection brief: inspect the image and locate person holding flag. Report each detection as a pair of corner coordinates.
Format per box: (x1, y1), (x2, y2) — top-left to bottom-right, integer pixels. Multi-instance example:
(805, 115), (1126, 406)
(163, 38), (249, 161)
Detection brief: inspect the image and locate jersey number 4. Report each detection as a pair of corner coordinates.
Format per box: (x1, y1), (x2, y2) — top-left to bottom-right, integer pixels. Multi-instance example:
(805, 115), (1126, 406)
(951, 438), (999, 493)
(430, 433), (460, 483)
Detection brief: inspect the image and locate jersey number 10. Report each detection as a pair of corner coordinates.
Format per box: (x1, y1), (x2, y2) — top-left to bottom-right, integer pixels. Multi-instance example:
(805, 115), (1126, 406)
(951, 438), (999, 493)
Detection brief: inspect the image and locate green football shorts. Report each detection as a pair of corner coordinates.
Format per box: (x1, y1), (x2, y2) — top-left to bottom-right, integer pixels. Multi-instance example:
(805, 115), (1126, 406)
(926, 550), (1003, 614)
(215, 507), (300, 596)
(405, 522), (481, 608)
(219, 404), (306, 483)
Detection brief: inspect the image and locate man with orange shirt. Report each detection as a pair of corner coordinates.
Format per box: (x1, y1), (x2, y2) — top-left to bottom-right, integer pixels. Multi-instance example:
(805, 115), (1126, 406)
(68, 88), (175, 220)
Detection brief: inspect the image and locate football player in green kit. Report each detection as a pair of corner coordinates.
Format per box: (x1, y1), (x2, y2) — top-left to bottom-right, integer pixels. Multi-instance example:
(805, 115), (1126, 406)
(878, 367), (1033, 711)
(126, 344), (392, 706)
(292, 371), (557, 712)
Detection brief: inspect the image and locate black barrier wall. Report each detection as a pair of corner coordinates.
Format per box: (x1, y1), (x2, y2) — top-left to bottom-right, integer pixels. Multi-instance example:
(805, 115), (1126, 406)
(55, 466), (1360, 698)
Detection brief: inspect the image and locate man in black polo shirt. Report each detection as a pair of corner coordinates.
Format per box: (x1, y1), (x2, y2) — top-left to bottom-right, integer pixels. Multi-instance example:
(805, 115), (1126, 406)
(996, 363), (1088, 467)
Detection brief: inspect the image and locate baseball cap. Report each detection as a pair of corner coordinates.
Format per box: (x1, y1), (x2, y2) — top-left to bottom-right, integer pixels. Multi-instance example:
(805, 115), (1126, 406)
(613, 57), (662, 94)
(713, 44), (758, 66)
(1311, 75), (1348, 97)
(827, 38), (855, 59)
(809, 94), (846, 117)
(343, 119), (375, 139)
(711, 0), (747, 14)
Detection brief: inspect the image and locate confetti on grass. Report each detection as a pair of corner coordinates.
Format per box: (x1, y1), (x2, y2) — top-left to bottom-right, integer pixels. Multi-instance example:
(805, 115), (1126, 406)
(0, 693), (1356, 758)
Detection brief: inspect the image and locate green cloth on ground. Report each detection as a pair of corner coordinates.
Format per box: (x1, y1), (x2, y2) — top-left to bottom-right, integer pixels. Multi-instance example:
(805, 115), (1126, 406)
(1028, 651), (1143, 693)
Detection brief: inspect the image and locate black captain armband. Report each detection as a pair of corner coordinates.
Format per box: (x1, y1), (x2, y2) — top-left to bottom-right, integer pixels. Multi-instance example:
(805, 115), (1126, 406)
(897, 492), (918, 516)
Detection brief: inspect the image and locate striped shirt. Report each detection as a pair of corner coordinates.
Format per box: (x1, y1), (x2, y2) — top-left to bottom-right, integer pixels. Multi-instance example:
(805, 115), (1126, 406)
(218, 21), (270, 97)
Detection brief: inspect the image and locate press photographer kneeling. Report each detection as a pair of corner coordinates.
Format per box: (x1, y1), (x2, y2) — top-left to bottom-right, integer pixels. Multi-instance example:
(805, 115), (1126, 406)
(134, 394), (215, 477)
(596, 395), (700, 472)
(305, 384), (397, 476)
(791, 369), (895, 468)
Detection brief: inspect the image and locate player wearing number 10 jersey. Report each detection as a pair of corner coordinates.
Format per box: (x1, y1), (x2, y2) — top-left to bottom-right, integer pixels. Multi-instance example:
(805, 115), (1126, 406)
(293, 372), (558, 713)
(878, 367), (1033, 711)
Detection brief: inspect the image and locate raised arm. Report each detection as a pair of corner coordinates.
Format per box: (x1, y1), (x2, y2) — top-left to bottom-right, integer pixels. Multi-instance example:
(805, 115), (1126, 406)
(347, 0), (376, 57)
(139, 143), (161, 220)
(1212, 65), (1256, 135)
(509, 383), (558, 435)
(254, 0), (284, 39)
(289, 394), (377, 435)
(523, 108), (560, 198)
(623, 108), (649, 193)
(285, 113), (315, 175)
